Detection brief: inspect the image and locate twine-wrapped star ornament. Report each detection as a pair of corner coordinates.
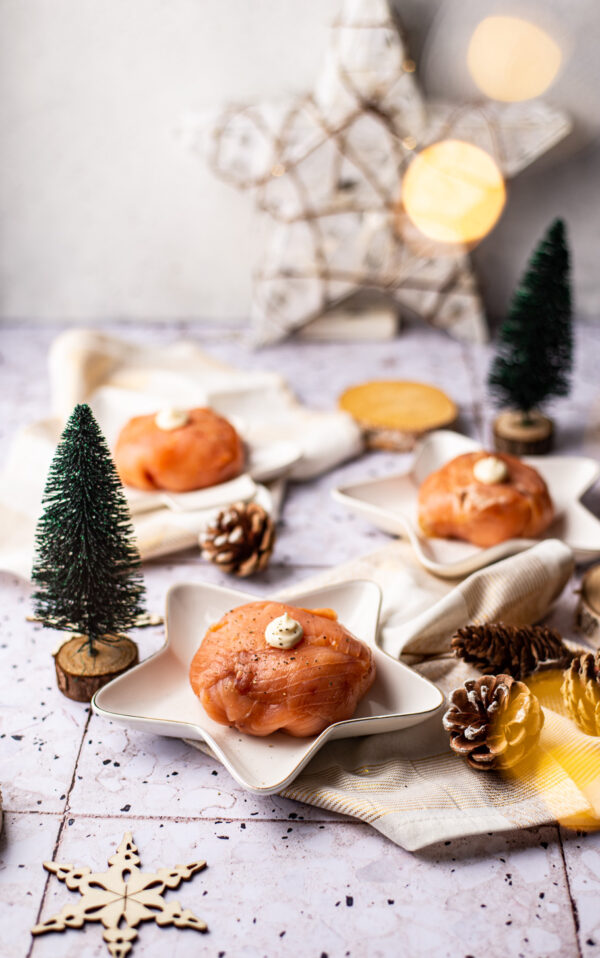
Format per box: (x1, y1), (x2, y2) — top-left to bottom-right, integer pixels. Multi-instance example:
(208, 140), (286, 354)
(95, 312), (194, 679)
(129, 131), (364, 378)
(191, 0), (570, 345)
(31, 833), (207, 957)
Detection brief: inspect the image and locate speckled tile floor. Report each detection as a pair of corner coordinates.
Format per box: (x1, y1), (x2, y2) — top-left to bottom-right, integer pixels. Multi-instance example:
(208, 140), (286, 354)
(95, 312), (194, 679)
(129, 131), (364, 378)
(1, 319), (599, 958)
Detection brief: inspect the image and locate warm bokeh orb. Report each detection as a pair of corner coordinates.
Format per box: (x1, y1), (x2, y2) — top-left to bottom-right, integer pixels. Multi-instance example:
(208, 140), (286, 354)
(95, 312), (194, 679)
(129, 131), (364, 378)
(467, 16), (562, 102)
(401, 140), (506, 245)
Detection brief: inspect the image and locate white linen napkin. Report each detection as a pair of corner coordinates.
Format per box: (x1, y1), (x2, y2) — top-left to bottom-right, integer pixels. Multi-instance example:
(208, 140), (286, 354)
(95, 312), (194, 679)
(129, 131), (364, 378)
(0, 328), (362, 578)
(191, 539), (600, 850)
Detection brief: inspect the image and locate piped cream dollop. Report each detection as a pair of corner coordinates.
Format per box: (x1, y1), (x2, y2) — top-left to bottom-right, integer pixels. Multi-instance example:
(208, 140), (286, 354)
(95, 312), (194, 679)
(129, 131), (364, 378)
(473, 455), (509, 485)
(265, 612), (304, 649)
(155, 407), (189, 431)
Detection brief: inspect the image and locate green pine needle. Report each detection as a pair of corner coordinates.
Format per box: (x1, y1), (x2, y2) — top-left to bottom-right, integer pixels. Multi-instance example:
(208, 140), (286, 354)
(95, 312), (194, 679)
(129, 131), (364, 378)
(31, 404), (146, 654)
(488, 218), (573, 415)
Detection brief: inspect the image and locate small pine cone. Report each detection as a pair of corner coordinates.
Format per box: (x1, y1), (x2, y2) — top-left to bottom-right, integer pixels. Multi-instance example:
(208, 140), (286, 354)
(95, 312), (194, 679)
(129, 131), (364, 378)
(201, 501), (275, 577)
(561, 649), (600, 736)
(451, 622), (573, 680)
(443, 674), (544, 771)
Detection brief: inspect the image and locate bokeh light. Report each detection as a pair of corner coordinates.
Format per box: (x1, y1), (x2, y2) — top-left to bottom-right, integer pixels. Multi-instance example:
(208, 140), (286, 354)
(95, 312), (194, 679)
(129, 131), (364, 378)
(468, 16), (562, 102)
(401, 140), (506, 245)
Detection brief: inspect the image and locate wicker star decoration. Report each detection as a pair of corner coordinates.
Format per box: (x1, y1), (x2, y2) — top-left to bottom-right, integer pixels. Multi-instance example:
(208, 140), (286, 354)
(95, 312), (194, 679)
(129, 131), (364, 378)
(31, 833), (207, 957)
(193, 0), (570, 345)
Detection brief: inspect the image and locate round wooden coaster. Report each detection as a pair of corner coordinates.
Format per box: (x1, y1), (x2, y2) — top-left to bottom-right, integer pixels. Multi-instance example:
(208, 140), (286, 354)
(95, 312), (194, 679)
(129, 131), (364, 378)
(493, 411), (554, 455)
(576, 563), (600, 645)
(339, 380), (457, 451)
(54, 636), (139, 703)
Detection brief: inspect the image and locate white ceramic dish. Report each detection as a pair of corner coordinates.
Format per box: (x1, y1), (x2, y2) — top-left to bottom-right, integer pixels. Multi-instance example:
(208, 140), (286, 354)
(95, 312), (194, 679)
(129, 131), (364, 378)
(88, 386), (302, 516)
(92, 580), (444, 794)
(333, 430), (600, 578)
(124, 440), (300, 517)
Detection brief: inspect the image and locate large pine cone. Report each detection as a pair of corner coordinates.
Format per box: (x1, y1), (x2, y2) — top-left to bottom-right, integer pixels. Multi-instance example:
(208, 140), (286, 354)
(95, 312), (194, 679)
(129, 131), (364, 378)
(443, 674), (544, 771)
(201, 501), (275, 577)
(451, 622), (573, 680)
(561, 649), (600, 736)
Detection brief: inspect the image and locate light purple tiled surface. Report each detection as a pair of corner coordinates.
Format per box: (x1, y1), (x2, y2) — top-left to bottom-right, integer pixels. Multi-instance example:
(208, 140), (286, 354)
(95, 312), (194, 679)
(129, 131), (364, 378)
(1, 318), (599, 958)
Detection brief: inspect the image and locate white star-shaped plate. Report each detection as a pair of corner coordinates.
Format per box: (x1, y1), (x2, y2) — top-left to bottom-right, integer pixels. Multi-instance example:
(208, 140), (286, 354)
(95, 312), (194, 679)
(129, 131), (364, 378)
(88, 385), (302, 516)
(92, 579), (443, 794)
(333, 431), (600, 578)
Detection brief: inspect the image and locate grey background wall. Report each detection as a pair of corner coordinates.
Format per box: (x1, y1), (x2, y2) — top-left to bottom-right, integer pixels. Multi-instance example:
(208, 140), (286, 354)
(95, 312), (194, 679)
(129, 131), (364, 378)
(0, 0), (598, 326)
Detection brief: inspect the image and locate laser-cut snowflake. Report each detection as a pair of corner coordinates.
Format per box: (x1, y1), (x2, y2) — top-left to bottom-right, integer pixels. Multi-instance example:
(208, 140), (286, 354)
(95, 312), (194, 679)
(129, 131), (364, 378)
(31, 832), (207, 957)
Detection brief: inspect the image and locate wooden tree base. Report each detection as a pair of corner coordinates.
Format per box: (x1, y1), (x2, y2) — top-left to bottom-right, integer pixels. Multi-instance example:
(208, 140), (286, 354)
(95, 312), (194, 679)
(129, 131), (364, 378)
(493, 411), (554, 456)
(339, 380), (457, 452)
(364, 427), (422, 451)
(54, 636), (139, 702)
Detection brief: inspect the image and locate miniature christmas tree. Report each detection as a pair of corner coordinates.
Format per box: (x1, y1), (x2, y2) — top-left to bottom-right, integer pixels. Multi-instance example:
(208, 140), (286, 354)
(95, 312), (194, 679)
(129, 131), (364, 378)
(489, 218), (572, 419)
(32, 404), (145, 699)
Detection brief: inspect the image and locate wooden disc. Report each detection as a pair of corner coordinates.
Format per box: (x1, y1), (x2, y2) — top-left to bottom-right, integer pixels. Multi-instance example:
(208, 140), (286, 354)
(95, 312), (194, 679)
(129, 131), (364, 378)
(339, 381), (457, 450)
(493, 411), (554, 456)
(54, 636), (139, 703)
(576, 563), (600, 644)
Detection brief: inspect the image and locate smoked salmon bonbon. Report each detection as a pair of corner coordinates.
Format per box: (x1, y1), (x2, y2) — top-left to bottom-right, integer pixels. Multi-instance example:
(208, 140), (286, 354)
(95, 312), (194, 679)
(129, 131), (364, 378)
(189, 602), (376, 737)
(115, 407), (244, 492)
(418, 451), (554, 548)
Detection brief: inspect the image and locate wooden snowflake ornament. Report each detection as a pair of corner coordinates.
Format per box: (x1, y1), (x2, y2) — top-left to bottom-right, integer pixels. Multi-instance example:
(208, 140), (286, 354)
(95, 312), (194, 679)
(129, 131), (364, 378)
(193, 0), (570, 345)
(31, 833), (207, 957)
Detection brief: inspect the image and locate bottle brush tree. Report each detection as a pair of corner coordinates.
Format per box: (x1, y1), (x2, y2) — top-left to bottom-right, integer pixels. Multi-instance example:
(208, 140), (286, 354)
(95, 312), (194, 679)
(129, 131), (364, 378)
(32, 404), (146, 656)
(488, 218), (573, 422)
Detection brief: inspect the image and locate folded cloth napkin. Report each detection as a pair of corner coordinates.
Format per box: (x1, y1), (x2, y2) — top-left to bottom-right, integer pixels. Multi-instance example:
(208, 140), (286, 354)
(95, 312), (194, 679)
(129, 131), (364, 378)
(0, 329), (362, 578)
(190, 538), (600, 851)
